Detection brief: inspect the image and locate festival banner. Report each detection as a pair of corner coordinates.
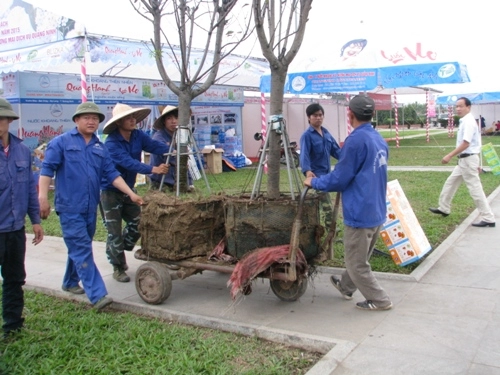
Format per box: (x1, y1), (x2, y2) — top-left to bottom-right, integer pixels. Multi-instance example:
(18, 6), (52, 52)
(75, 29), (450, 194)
(0, 0), (83, 52)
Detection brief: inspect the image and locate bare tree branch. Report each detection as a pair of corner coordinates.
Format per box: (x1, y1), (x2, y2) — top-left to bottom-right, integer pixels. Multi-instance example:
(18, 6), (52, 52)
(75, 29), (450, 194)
(252, 0), (313, 198)
(128, 0), (255, 193)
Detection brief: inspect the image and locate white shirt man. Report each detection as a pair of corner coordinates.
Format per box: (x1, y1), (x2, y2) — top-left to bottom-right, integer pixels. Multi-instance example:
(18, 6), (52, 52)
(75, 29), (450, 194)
(429, 97), (495, 227)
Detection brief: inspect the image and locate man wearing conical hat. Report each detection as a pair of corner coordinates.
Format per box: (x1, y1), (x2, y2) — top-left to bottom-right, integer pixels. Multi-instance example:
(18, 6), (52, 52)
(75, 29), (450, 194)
(101, 103), (170, 283)
(38, 102), (144, 311)
(0, 98), (44, 339)
(149, 105), (194, 191)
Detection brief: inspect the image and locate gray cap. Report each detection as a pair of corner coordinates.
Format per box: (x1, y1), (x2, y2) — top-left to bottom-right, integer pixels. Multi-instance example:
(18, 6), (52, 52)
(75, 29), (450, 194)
(0, 98), (19, 119)
(349, 95), (375, 117)
(72, 102), (105, 123)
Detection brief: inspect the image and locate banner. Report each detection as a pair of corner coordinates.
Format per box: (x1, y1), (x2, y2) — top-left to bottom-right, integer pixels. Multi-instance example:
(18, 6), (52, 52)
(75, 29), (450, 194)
(3, 71), (245, 106)
(366, 93), (392, 110)
(0, 0), (83, 52)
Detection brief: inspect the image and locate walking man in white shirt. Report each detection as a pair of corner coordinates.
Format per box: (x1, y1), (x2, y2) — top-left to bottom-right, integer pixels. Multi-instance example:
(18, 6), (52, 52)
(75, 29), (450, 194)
(429, 97), (495, 227)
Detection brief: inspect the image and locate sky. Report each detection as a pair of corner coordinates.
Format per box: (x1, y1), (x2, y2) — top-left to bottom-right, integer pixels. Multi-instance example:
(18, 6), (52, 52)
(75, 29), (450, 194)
(19, 0), (500, 103)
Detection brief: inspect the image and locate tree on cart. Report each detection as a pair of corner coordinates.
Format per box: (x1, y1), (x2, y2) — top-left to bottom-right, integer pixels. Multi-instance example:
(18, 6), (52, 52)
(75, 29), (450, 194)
(252, 0), (313, 198)
(130, 0), (253, 192)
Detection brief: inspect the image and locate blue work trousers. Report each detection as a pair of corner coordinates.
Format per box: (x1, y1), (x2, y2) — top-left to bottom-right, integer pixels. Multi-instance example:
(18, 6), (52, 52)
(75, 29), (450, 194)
(59, 212), (107, 304)
(0, 228), (26, 335)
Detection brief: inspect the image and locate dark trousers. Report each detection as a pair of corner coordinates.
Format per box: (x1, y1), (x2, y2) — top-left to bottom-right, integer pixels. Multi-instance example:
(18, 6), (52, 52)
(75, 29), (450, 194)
(101, 190), (141, 268)
(0, 228), (26, 334)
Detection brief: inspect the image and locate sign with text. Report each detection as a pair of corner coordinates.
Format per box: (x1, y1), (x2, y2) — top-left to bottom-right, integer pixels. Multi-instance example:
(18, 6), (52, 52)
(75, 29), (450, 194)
(0, 0), (83, 52)
(3, 71), (245, 106)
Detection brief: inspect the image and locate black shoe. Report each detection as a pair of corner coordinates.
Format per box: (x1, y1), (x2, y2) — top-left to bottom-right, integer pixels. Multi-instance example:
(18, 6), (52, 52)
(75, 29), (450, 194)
(429, 207), (449, 217)
(3, 328), (21, 341)
(471, 220), (496, 227)
(329, 275), (353, 300)
(355, 300), (393, 311)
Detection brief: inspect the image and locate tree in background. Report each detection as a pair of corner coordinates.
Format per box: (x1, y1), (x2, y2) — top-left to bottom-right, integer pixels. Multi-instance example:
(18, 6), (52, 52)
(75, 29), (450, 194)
(253, 0), (313, 199)
(131, 0), (253, 192)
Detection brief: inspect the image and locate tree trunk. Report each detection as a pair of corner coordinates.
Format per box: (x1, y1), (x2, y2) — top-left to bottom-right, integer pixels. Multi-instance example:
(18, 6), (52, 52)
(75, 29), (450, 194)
(267, 68), (288, 199)
(176, 92), (193, 193)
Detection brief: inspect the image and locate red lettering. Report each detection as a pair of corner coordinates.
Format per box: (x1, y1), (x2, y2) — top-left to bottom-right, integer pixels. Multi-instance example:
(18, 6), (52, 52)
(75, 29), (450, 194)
(381, 43), (437, 64)
(127, 84), (138, 94)
(403, 43), (436, 61)
(104, 46), (127, 55)
(66, 83), (80, 92)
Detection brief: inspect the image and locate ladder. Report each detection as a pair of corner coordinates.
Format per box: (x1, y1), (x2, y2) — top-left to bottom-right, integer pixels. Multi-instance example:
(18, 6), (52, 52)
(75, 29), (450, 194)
(159, 125), (211, 196)
(250, 115), (302, 200)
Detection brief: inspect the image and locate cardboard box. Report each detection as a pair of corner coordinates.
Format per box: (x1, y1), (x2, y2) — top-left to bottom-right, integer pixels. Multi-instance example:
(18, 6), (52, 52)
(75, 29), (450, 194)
(381, 180), (432, 266)
(202, 148), (224, 174)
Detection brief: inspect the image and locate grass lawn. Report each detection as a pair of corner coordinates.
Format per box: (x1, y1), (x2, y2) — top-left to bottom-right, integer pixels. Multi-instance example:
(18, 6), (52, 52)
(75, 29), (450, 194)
(0, 291), (320, 375)
(29, 131), (500, 273)
(377, 127), (448, 138)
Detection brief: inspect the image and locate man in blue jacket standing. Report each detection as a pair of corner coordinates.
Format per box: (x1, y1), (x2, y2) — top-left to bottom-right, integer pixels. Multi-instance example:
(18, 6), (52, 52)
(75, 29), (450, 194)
(300, 103), (341, 229)
(101, 103), (170, 282)
(0, 98), (44, 338)
(304, 95), (392, 311)
(38, 102), (144, 312)
(149, 106), (194, 192)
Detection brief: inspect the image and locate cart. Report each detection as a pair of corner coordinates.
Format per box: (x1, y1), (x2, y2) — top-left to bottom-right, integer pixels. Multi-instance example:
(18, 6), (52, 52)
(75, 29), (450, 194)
(134, 187), (315, 304)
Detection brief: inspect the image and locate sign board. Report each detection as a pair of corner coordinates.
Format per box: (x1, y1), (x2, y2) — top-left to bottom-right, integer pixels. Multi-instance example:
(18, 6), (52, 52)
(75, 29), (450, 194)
(482, 143), (500, 175)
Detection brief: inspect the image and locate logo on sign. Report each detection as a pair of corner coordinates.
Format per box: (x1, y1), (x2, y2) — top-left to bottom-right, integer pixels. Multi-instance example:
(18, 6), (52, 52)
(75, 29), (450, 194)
(438, 64), (456, 79)
(39, 75), (50, 88)
(50, 104), (63, 118)
(291, 76), (306, 92)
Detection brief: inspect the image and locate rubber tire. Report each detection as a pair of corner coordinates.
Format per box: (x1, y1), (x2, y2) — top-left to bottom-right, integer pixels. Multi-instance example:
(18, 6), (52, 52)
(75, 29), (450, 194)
(292, 152), (300, 168)
(135, 261), (172, 305)
(270, 277), (308, 302)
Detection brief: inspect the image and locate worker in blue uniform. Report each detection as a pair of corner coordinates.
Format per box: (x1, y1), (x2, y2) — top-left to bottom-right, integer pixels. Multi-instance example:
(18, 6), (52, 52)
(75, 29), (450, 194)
(304, 95), (392, 311)
(0, 98), (44, 339)
(149, 106), (194, 192)
(38, 102), (144, 311)
(299, 103), (341, 229)
(101, 103), (169, 282)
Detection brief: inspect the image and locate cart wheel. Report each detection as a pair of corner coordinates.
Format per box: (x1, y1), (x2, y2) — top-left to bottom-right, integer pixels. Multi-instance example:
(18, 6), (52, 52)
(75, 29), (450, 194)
(135, 261), (172, 305)
(270, 277), (308, 302)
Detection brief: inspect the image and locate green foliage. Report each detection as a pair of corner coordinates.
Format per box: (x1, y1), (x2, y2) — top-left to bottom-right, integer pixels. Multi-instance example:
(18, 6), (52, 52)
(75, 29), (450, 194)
(0, 291), (320, 375)
(28, 130), (500, 276)
(376, 102), (429, 126)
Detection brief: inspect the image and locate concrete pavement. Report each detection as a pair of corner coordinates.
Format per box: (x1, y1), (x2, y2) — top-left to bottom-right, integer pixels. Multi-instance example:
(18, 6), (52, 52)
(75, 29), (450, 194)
(23, 182), (500, 375)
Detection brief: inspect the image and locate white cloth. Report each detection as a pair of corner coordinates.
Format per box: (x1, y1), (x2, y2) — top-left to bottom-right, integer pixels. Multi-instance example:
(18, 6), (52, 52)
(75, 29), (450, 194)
(456, 112), (481, 154)
(438, 154), (495, 222)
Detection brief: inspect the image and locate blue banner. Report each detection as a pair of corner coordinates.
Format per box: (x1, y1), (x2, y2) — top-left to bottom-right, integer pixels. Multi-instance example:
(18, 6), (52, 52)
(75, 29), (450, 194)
(260, 68), (378, 94)
(379, 62), (469, 89)
(436, 91), (500, 105)
(260, 62), (470, 94)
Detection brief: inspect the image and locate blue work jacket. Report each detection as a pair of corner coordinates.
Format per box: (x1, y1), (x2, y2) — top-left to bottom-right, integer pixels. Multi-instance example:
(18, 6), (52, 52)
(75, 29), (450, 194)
(101, 129), (169, 192)
(300, 126), (341, 176)
(312, 123), (389, 228)
(0, 133), (40, 233)
(41, 128), (120, 214)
